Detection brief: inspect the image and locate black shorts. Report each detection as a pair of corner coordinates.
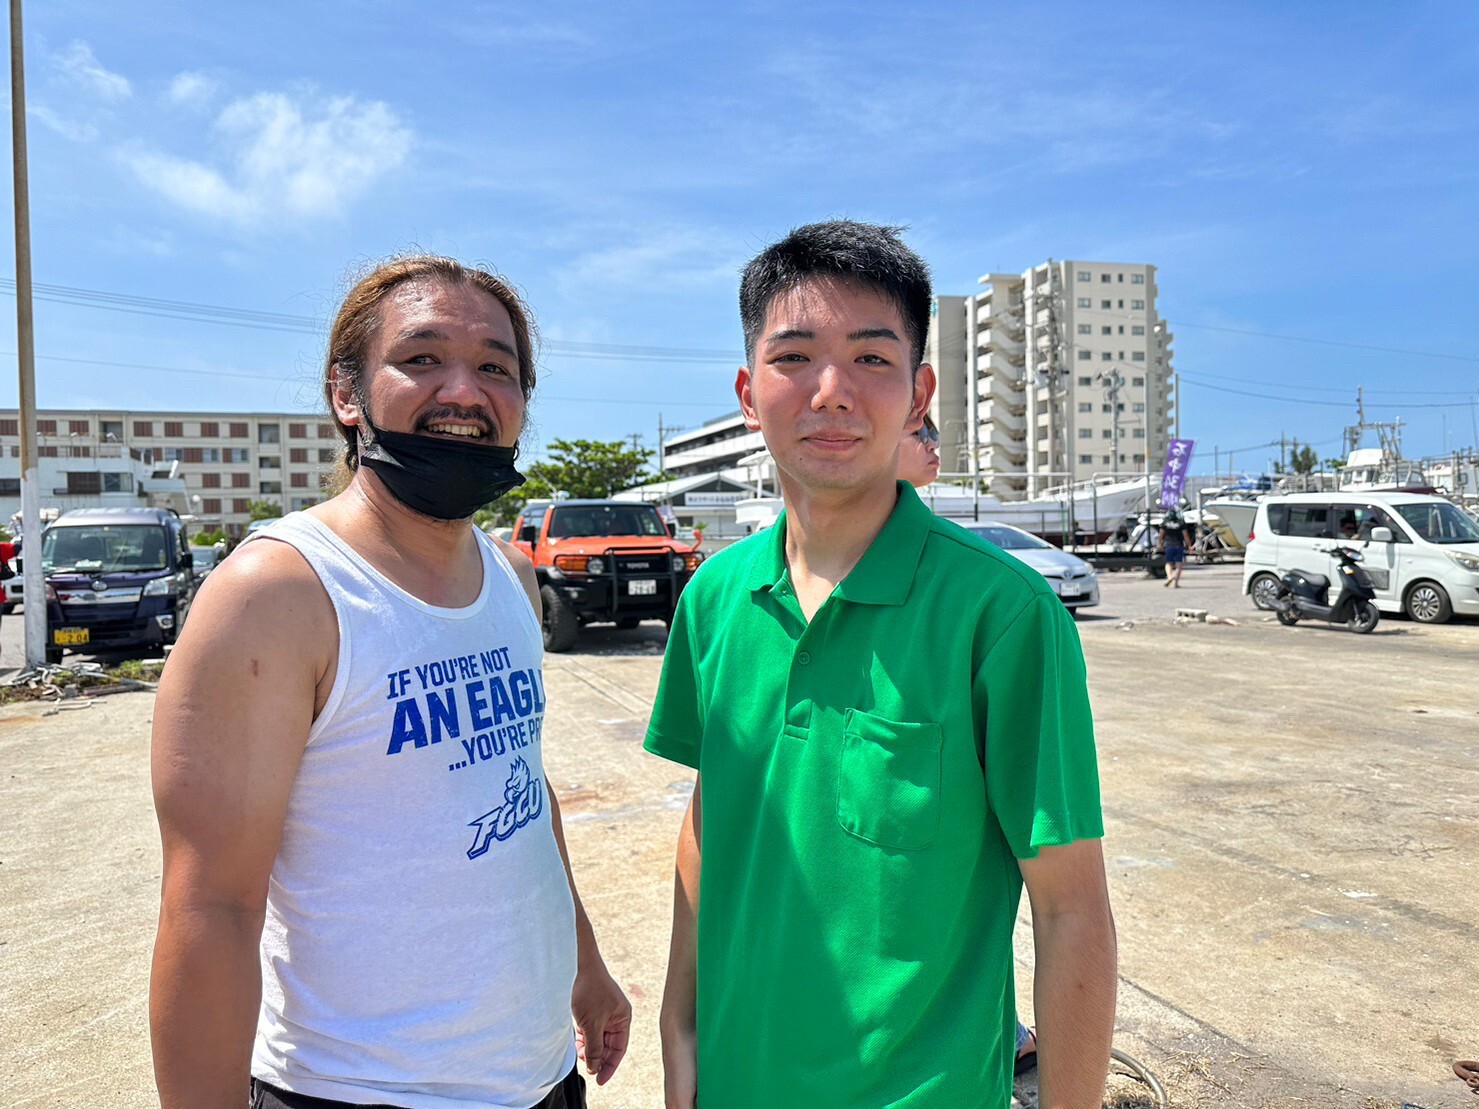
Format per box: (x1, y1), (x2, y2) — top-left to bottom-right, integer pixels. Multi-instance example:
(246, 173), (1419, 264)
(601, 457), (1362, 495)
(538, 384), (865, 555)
(1165, 545), (1186, 565)
(251, 1066), (586, 1109)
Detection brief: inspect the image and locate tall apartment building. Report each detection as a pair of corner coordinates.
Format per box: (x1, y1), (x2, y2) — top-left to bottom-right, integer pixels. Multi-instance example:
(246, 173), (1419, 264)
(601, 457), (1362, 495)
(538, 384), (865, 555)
(927, 261), (1175, 496)
(0, 409), (342, 536)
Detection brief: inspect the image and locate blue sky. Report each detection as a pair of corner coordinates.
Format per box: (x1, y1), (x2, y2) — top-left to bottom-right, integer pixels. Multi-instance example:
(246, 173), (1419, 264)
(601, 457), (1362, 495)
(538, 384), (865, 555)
(4, 0), (1477, 472)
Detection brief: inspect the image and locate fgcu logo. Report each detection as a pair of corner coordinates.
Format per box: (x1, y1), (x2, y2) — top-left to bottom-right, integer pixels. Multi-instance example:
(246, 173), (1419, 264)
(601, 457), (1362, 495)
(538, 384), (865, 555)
(466, 757), (544, 859)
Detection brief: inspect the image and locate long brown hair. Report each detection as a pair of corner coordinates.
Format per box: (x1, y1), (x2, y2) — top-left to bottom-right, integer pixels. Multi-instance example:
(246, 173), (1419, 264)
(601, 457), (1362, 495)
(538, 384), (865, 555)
(324, 255), (538, 472)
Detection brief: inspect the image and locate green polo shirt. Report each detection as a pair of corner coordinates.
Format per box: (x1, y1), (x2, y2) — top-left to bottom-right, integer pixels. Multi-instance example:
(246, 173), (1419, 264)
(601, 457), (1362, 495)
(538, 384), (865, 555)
(645, 482), (1102, 1108)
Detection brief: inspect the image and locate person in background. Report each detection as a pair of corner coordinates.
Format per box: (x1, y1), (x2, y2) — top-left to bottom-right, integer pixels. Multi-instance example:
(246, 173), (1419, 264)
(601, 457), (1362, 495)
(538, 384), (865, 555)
(1160, 511), (1192, 588)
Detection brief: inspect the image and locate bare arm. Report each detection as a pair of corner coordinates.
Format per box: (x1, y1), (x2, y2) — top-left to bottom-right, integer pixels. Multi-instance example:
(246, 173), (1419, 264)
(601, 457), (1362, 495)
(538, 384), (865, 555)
(498, 535), (632, 1084)
(1019, 838), (1118, 1109)
(149, 543), (334, 1108)
(661, 774), (702, 1108)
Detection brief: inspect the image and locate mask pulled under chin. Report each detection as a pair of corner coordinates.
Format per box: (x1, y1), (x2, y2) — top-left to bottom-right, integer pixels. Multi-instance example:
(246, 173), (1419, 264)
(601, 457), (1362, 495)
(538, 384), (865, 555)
(357, 421), (525, 521)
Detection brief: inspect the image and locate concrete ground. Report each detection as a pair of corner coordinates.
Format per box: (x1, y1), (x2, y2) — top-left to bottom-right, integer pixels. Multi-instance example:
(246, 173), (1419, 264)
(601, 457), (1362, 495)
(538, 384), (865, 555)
(2, 562), (1475, 1107)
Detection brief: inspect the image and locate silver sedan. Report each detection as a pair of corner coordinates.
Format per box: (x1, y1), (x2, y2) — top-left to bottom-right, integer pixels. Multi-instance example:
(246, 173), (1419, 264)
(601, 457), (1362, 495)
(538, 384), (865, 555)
(966, 522), (1100, 612)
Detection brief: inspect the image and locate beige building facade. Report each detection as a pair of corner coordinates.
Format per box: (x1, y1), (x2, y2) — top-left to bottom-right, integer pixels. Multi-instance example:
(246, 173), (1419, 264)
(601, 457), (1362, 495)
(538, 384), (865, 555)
(0, 409), (342, 536)
(928, 260), (1175, 496)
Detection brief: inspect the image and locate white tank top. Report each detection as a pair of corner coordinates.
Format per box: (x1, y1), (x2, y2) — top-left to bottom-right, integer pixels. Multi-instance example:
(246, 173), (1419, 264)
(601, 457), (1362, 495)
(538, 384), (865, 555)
(247, 513), (577, 1108)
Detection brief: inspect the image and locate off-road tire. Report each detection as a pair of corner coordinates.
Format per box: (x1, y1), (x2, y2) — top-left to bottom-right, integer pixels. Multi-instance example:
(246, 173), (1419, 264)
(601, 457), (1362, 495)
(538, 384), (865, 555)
(615, 617), (642, 630)
(1250, 573), (1282, 611)
(540, 585), (579, 653)
(1347, 600), (1380, 634)
(1404, 581), (1452, 624)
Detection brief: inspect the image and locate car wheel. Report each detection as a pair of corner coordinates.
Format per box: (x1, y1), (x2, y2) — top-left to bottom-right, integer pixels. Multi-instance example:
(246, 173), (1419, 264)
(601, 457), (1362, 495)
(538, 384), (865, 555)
(540, 585), (579, 653)
(1404, 581), (1452, 624)
(1347, 600), (1380, 634)
(1249, 573), (1282, 611)
(1, 603), (13, 616)
(615, 617), (641, 630)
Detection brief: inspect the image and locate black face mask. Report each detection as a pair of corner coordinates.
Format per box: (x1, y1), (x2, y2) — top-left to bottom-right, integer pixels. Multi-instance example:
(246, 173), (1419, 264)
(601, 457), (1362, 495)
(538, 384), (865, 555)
(357, 417), (525, 521)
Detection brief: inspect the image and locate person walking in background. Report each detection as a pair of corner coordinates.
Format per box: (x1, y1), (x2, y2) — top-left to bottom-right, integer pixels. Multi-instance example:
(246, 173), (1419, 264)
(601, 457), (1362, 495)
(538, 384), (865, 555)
(1160, 510), (1192, 588)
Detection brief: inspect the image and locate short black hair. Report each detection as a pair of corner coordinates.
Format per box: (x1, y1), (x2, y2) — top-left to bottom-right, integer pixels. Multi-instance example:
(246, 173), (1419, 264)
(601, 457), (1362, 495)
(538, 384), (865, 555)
(739, 220), (932, 369)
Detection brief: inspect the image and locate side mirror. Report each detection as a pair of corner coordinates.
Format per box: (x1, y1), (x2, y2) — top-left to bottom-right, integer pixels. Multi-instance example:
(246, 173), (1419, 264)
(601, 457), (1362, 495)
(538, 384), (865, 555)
(1368, 526), (1393, 544)
(180, 550), (194, 570)
(518, 526), (537, 544)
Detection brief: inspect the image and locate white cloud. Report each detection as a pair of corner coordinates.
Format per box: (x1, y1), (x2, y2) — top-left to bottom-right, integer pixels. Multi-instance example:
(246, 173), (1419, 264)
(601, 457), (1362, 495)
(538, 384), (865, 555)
(168, 71), (219, 109)
(122, 91), (413, 227)
(555, 227), (740, 295)
(29, 104), (97, 142)
(57, 42), (131, 101)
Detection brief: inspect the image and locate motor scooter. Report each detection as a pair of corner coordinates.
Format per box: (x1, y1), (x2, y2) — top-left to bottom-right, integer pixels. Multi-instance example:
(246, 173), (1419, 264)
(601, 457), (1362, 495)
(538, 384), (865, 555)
(1272, 545), (1380, 634)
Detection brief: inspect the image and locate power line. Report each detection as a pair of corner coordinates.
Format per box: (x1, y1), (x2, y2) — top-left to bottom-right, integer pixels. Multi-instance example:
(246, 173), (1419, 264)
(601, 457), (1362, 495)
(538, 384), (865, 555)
(1171, 320), (1479, 364)
(1178, 375), (1479, 411)
(1176, 367), (1475, 398)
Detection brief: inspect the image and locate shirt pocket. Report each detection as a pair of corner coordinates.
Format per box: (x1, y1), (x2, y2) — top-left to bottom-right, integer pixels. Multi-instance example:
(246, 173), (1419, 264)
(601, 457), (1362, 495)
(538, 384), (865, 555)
(836, 708), (943, 851)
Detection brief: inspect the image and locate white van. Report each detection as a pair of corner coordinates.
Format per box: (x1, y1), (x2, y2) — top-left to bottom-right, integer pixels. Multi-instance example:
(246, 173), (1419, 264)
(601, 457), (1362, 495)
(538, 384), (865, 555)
(1242, 491), (1479, 623)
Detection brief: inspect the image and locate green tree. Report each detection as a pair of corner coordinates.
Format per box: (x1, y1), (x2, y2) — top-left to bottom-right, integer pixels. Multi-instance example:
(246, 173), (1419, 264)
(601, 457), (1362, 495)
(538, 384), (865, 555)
(247, 499), (283, 522)
(1289, 443), (1319, 475)
(482, 438), (657, 526)
(191, 528), (226, 546)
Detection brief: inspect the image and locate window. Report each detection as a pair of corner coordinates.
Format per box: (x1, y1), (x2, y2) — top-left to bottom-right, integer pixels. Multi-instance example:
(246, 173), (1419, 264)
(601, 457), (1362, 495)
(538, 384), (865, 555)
(1133, 428), (1145, 438)
(199, 422), (219, 437)
(290, 448), (308, 463)
(1099, 326), (1110, 335)
(203, 498), (222, 514)
(1132, 352), (1146, 361)
(163, 447), (185, 462)
(292, 497), (319, 511)
(67, 445), (93, 458)
(1100, 273), (1111, 283)
(260, 481), (283, 495)
(1117, 325), (1124, 334)
(67, 472), (102, 494)
(38, 445), (58, 457)
(102, 472), (133, 493)
(164, 421), (184, 438)
(225, 448), (250, 463)
(183, 448), (203, 463)
(69, 419), (90, 435)
(318, 424), (337, 439)
(1077, 350), (1091, 361)
(260, 456), (282, 470)
(0, 419), (15, 435)
(1278, 505), (1333, 538)
(232, 498), (250, 514)
(1077, 297), (1091, 308)
(1132, 299), (1145, 310)
(1077, 323), (1091, 334)
(318, 448), (337, 464)
(1132, 273), (1145, 284)
(1132, 376), (1145, 387)
(1078, 402), (1092, 413)
(202, 473), (221, 488)
(1102, 404), (1112, 413)
(1103, 455), (1112, 464)
(1117, 299), (1125, 308)
(230, 422), (249, 438)
(1078, 428), (1092, 439)
(289, 423), (308, 439)
(1077, 375), (1093, 386)
(38, 419), (57, 434)
(290, 472), (309, 489)
(259, 424), (280, 444)
(1077, 271), (1090, 281)
(0, 477), (18, 494)
(1132, 325), (1145, 335)
(133, 421), (153, 437)
(1078, 454), (1093, 464)
(1102, 429), (1112, 439)
(1101, 352), (1112, 361)
(201, 447), (220, 463)
(1133, 402), (1145, 413)
(232, 473), (250, 488)
(1100, 299), (1111, 309)
(100, 419), (123, 440)
(1117, 273), (1124, 283)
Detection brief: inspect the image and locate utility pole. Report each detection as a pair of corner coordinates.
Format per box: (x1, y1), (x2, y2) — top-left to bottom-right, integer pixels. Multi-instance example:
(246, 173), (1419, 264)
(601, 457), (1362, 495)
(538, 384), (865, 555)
(10, 0), (43, 668)
(656, 413), (664, 474)
(1098, 369), (1124, 474)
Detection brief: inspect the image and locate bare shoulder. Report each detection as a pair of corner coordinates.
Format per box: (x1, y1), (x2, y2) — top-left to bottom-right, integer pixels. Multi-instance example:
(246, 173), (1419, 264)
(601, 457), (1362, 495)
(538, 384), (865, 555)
(490, 533), (541, 614)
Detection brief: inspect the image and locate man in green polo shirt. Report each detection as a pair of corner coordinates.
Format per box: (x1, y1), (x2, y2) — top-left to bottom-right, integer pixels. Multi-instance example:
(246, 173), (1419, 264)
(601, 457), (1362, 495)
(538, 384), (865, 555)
(645, 220), (1117, 1108)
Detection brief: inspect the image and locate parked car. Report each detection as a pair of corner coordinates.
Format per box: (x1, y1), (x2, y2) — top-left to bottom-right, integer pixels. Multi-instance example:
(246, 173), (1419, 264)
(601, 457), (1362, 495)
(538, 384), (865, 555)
(511, 499), (703, 651)
(1242, 491), (1479, 624)
(966, 521), (1100, 612)
(41, 507), (197, 661)
(188, 544), (226, 580)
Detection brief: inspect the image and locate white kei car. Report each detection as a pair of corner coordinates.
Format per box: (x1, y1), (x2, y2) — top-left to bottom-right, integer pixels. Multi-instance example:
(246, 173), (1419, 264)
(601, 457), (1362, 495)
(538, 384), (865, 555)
(966, 522), (1100, 612)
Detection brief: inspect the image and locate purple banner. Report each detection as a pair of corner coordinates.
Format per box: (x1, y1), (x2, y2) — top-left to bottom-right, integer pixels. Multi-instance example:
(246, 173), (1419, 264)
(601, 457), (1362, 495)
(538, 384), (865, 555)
(1159, 438), (1196, 510)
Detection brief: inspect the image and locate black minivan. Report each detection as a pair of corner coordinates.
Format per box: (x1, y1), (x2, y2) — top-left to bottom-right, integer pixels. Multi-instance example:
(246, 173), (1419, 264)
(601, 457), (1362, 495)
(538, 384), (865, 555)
(41, 507), (196, 661)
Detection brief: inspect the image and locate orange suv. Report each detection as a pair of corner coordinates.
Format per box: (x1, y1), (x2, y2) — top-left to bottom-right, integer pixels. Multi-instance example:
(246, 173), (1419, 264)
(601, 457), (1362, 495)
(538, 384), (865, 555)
(512, 499), (703, 652)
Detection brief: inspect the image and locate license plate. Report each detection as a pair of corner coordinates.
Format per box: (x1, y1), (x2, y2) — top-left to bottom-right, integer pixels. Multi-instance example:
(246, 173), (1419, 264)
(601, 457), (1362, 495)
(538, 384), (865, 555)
(1059, 583), (1082, 597)
(53, 627), (90, 645)
(627, 579), (657, 596)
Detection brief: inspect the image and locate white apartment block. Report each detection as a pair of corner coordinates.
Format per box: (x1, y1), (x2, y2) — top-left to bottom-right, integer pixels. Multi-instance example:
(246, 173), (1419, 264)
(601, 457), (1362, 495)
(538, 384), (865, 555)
(928, 261), (1175, 495)
(0, 409), (342, 536)
(661, 411), (765, 484)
